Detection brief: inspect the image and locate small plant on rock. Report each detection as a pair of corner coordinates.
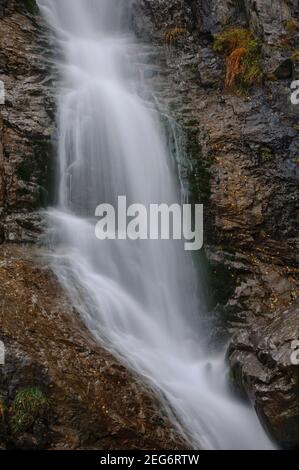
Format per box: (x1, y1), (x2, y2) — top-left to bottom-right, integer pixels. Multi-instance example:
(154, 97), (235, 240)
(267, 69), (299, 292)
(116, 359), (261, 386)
(292, 50), (299, 62)
(284, 19), (299, 35)
(164, 27), (187, 46)
(213, 27), (262, 94)
(0, 395), (5, 422)
(10, 387), (50, 436)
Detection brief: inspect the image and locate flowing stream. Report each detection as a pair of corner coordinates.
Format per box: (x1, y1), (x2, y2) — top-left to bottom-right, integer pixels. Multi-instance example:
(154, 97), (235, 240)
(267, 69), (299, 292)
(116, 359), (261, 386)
(37, 0), (273, 450)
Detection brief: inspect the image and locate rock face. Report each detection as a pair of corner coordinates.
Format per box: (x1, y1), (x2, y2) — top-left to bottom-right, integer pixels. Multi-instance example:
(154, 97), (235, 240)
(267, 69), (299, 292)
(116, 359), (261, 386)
(229, 301), (299, 449)
(131, 0), (299, 448)
(0, 0), (55, 243)
(0, 245), (183, 449)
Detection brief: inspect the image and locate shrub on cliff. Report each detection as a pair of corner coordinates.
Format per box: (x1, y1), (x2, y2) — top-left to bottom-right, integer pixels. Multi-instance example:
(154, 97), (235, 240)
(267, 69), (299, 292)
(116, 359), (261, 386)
(10, 387), (50, 436)
(213, 28), (262, 94)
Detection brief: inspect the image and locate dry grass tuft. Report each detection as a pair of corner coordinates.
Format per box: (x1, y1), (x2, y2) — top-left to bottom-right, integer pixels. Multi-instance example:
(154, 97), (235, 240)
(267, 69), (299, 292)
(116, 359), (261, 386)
(214, 27), (262, 94)
(164, 27), (187, 46)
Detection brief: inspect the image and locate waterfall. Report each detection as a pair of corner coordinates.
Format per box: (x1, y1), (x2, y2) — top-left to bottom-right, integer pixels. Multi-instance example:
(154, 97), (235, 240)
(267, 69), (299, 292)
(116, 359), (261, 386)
(37, 0), (273, 450)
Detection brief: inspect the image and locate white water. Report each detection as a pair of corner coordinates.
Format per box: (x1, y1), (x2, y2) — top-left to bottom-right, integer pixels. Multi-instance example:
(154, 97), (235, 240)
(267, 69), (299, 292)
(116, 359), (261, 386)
(38, 0), (273, 450)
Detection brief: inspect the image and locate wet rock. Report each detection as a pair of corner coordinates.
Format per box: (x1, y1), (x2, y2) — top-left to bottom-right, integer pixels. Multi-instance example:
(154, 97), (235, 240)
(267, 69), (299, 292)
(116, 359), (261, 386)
(229, 301), (299, 448)
(0, 0), (55, 243)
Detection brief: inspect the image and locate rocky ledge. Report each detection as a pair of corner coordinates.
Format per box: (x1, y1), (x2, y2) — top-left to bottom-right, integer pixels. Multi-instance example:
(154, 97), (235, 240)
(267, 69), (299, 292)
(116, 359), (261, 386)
(0, 245), (183, 450)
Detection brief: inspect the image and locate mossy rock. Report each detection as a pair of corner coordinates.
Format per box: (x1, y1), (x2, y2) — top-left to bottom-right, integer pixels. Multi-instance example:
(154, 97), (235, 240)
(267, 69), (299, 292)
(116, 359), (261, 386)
(10, 387), (50, 436)
(259, 146), (275, 163)
(178, 126), (213, 204)
(164, 27), (187, 46)
(22, 0), (39, 15)
(17, 138), (57, 208)
(284, 19), (299, 35)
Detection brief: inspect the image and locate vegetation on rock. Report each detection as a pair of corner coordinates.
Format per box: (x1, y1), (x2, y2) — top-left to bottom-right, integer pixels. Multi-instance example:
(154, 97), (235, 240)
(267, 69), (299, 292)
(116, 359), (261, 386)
(292, 50), (299, 62)
(10, 388), (50, 436)
(284, 19), (299, 35)
(164, 27), (187, 46)
(213, 28), (262, 94)
(22, 0), (38, 15)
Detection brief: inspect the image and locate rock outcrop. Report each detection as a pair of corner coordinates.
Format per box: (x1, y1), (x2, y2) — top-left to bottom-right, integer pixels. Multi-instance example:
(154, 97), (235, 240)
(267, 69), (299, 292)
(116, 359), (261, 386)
(131, 0), (299, 448)
(0, 245), (183, 450)
(229, 301), (299, 449)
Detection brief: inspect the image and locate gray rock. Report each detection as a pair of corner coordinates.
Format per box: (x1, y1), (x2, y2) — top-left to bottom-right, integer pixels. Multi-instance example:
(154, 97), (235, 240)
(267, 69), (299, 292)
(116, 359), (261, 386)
(229, 302), (299, 448)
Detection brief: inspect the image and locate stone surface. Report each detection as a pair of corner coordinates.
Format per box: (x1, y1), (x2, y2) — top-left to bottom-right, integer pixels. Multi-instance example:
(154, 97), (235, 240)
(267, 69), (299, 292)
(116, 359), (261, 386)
(0, 0), (55, 243)
(229, 301), (299, 449)
(0, 245), (184, 450)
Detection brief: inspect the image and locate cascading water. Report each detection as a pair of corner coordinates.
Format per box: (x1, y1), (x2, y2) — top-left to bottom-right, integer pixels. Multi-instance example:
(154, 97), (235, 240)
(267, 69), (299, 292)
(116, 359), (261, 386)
(37, 0), (274, 450)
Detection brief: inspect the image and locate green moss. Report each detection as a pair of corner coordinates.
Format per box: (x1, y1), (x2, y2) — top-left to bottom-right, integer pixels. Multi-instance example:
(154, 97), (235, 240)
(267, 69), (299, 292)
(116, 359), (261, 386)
(33, 139), (57, 207)
(17, 139), (56, 208)
(164, 27), (187, 46)
(188, 159), (211, 203)
(214, 28), (251, 54)
(10, 388), (50, 436)
(184, 128), (212, 204)
(22, 0), (38, 15)
(292, 49), (299, 62)
(284, 19), (299, 34)
(213, 27), (263, 94)
(259, 146), (275, 163)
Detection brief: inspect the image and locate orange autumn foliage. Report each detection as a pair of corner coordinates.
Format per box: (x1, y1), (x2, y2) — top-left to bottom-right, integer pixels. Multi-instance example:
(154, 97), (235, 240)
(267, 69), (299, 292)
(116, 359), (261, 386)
(225, 47), (247, 89)
(213, 28), (262, 93)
